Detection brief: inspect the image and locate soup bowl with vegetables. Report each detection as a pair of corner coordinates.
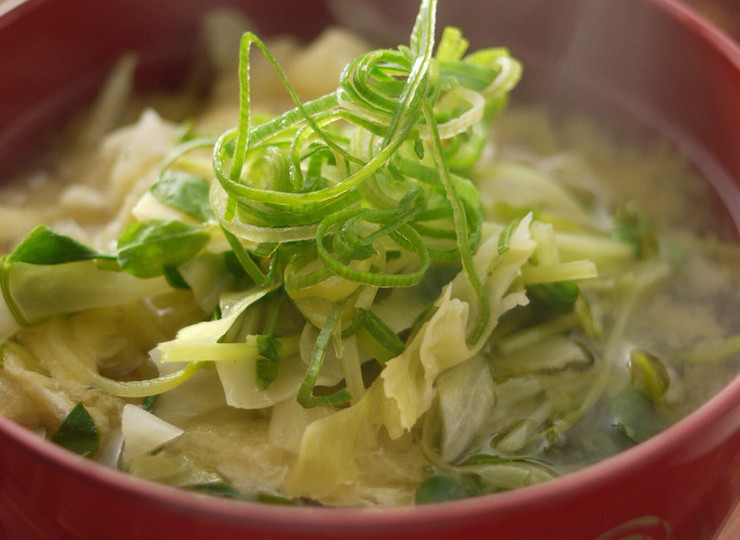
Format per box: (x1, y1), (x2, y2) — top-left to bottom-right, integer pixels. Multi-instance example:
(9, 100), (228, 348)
(0, 0), (738, 538)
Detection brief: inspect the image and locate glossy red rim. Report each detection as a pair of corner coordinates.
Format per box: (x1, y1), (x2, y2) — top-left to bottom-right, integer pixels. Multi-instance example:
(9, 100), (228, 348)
(0, 0), (738, 533)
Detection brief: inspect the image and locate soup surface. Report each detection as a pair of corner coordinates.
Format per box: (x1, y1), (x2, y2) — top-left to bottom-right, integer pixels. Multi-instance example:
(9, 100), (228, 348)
(0, 2), (738, 507)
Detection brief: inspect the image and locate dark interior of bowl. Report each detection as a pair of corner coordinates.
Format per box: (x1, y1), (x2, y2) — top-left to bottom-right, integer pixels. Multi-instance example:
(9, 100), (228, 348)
(0, 0), (332, 177)
(0, 0), (738, 538)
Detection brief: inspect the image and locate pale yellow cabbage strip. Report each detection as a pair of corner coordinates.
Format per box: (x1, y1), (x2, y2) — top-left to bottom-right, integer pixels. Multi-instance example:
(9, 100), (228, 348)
(159, 284), (276, 347)
(156, 284), (306, 409)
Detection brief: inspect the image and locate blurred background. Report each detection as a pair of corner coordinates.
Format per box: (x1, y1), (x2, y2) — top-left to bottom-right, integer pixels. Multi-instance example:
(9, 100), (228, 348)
(682, 0), (738, 39)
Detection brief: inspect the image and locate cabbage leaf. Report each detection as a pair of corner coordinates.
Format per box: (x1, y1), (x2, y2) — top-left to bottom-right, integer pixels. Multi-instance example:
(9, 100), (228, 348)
(284, 215), (535, 498)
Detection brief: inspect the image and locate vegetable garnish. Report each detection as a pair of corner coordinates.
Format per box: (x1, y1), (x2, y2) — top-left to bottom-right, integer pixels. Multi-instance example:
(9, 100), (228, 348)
(1, 0), (523, 394)
(2, 0), (738, 507)
(51, 402), (100, 458)
(207, 0), (521, 348)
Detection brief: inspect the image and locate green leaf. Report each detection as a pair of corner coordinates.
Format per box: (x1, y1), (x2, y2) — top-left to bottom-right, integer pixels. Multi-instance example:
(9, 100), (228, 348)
(527, 281), (580, 318)
(141, 395), (158, 412)
(7, 225), (111, 265)
(162, 265), (191, 290)
(151, 171), (215, 223)
(117, 220), (209, 278)
(50, 402), (99, 457)
(414, 474), (485, 504)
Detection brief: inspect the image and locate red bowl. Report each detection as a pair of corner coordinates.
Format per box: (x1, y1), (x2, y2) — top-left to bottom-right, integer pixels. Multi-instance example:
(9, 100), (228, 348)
(0, 0), (738, 539)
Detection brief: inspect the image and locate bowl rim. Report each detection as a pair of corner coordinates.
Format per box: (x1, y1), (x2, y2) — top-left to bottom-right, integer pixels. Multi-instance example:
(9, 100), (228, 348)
(656, 0), (739, 63)
(1, 373), (738, 530)
(0, 0), (739, 532)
